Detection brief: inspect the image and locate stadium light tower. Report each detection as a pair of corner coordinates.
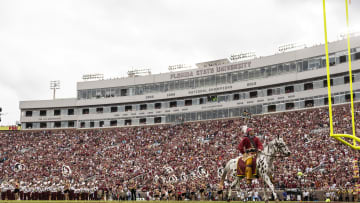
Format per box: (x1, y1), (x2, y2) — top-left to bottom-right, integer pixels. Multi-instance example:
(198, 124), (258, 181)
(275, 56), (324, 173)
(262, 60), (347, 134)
(50, 80), (60, 100)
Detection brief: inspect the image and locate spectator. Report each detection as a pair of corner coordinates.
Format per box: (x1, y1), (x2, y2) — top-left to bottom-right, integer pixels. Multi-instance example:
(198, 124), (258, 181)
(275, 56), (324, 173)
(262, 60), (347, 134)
(0, 102), (359, 199)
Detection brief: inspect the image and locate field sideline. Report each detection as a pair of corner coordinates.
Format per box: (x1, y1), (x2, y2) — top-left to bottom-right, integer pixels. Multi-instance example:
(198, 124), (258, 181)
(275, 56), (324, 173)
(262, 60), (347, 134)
(0, 201), (338, 203)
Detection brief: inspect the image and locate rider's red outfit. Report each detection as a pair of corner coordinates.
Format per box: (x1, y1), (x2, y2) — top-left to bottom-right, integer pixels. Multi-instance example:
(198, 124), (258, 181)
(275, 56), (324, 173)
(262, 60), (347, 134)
(238, 136), (263, 154)
(238, 128), (263, 185)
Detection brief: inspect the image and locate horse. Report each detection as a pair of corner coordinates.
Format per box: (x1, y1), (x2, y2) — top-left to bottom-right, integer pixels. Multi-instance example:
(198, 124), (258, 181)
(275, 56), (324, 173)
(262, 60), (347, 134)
(219, 135), (291, 202)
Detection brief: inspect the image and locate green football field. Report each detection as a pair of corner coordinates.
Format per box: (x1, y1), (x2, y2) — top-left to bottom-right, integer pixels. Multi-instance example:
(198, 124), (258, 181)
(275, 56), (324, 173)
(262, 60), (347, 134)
(0, 201), (336, 203)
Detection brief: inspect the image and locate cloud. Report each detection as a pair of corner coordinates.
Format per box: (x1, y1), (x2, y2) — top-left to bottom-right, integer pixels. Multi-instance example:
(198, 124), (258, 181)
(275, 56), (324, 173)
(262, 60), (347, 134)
(0, 0), (359, 124)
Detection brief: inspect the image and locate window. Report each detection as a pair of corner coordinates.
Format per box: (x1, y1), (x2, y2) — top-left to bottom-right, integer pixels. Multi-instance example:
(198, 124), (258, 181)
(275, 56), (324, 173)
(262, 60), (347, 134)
(140, 118), (146, 124)
(25, 123), (33, 129)
(25, 111), (32, 117)
(284, 64), (290, 72)
(232, 73), (238, 83)
(207, 95), (217, 102)
(309, 57), (321, 70)
(40, 110), (47, 116)
(254, 69), (260, 78)
(82, 109), (89, 114)
(68, 109), (74, 115)
(344, 75), (354, 84)
(302, 60), (309, 71)
(90, 121), (95, 128)
(184, 80), (190, 89)
(199, 98), (204, 104)
(249, 70), (255, 79)
(155, 103), (161, 109)
(268, 105), (276, 112)
(169, 81), (175, 90)
(121, 89), (127, 96)
(233, 94), (240, 100)
(286, 103), (295, 110)
(305, 100), (314, 107)
(40, 122), (47, 128)
(250, 91), (258, 98)
(321, 57), (327, 68)
(68, 121), (75, 128)
(179, 80), (185, 89)
(125, 106), (132, 112)
(154, 117), (162, 123)
(324, 97), (334, 105)
(218, 95), (229, 102)
(110, 120), (117, 126)
(329, 55), (336, 66)
(111, 106), (118, 113)
(285, 86), (294, 93)
(105, 88), (110, 98)
(265, 67), (271, 77)
(185, 99), (192, 106)
(340, 55), (347, 63)
(274, 88), (280, 95)
(243, 71), (249, 80)
(271, 66), (277, 75)
(345, 93), (355, 102)
(296, 61), (303, 72)
(220, 74), (226, 84)
(87, 90), (91, 99)
(290, 63), (296, 72)
(140, 104), (147, 110)
(278, 64), (284, 74)
(189, 79), (195, 89)
(96, 89), (101, 98)
(355, 52), (360, 60)
(54, 122), (61, 128)
(323, 79), (333, 87)
(54, 109), (61, 116)
(267, 89), (273, 96)
(125, 119), (132, 126)
(80, 122), (85, 128)
(260, 68), (266, 77)
(99, 121), (104, 127)
(304, 83), (313, 90)
(159, 83), (165, 92)
(96, 107), (103, 113)
(115, 88), (121, 97)
(110, 88), (115, 97)
(170, 101), (177, 108)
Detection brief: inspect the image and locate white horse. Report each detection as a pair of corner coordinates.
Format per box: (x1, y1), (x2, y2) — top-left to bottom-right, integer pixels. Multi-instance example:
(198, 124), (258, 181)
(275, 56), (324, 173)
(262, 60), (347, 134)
(219, 136), (290, 202)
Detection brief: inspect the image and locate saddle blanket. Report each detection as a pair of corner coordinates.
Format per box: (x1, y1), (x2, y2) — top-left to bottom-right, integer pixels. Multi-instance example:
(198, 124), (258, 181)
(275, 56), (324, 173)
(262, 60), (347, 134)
(237, 155), (257, 176)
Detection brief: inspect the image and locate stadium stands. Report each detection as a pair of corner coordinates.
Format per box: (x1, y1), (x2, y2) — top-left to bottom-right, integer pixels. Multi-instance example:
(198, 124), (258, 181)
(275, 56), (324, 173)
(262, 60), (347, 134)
(0, 102), (360, 200)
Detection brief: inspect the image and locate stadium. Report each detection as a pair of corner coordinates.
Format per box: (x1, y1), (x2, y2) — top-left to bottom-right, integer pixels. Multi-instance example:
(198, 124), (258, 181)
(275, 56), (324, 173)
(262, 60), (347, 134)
(1, 0), (360, 202)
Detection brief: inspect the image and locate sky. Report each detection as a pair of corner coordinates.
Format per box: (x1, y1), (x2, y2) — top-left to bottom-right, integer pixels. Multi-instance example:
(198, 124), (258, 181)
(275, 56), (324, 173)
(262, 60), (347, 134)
(0, 0), (359, 125)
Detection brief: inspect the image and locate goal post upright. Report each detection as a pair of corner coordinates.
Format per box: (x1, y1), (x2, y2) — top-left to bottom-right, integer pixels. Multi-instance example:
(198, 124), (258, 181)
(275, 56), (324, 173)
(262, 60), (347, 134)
(322, 0), (357, 149)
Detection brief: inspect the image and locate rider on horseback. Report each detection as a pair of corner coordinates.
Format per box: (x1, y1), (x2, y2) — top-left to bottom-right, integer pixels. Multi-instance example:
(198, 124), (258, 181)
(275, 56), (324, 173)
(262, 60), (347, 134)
(238, 127), (263, 185)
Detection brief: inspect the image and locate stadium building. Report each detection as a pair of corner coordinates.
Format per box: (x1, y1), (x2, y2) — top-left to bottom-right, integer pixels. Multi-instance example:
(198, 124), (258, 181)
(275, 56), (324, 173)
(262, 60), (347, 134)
(20, 36), (360, 130)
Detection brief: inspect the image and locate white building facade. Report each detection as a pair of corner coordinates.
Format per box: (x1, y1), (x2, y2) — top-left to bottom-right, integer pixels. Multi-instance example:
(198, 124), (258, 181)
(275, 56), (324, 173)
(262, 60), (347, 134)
(19, 37), (360, 129)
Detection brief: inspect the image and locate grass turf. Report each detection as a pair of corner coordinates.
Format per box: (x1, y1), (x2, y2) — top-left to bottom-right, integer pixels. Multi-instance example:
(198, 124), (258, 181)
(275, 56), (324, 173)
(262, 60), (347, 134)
(0, 201), (336, 203)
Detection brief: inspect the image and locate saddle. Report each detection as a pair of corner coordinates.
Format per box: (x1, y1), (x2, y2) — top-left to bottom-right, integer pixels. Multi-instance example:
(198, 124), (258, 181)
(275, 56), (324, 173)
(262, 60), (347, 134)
(237, 154), (257, 177)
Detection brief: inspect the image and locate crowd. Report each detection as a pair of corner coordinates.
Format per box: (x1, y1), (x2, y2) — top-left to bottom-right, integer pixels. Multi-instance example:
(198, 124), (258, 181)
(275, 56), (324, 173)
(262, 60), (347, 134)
(0, 102), (360, 200)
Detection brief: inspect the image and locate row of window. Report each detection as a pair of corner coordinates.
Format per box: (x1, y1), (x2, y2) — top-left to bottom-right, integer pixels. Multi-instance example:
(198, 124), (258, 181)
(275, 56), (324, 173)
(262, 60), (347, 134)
(25, 72), (359, 117)
(24, 117), (164, 129)
(25, 108), (74, 117)
(266, 93), (357, 112)
(78, 48), (360, 100)
(23, 90), (360, 129)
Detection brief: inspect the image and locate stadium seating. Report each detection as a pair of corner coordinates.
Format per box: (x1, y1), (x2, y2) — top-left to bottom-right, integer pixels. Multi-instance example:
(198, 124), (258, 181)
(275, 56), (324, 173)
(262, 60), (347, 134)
(0, 102), (359, 200)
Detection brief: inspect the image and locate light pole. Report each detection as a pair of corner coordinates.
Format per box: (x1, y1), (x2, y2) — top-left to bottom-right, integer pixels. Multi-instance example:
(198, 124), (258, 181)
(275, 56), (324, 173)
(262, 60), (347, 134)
(50, 80), (60, 100)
